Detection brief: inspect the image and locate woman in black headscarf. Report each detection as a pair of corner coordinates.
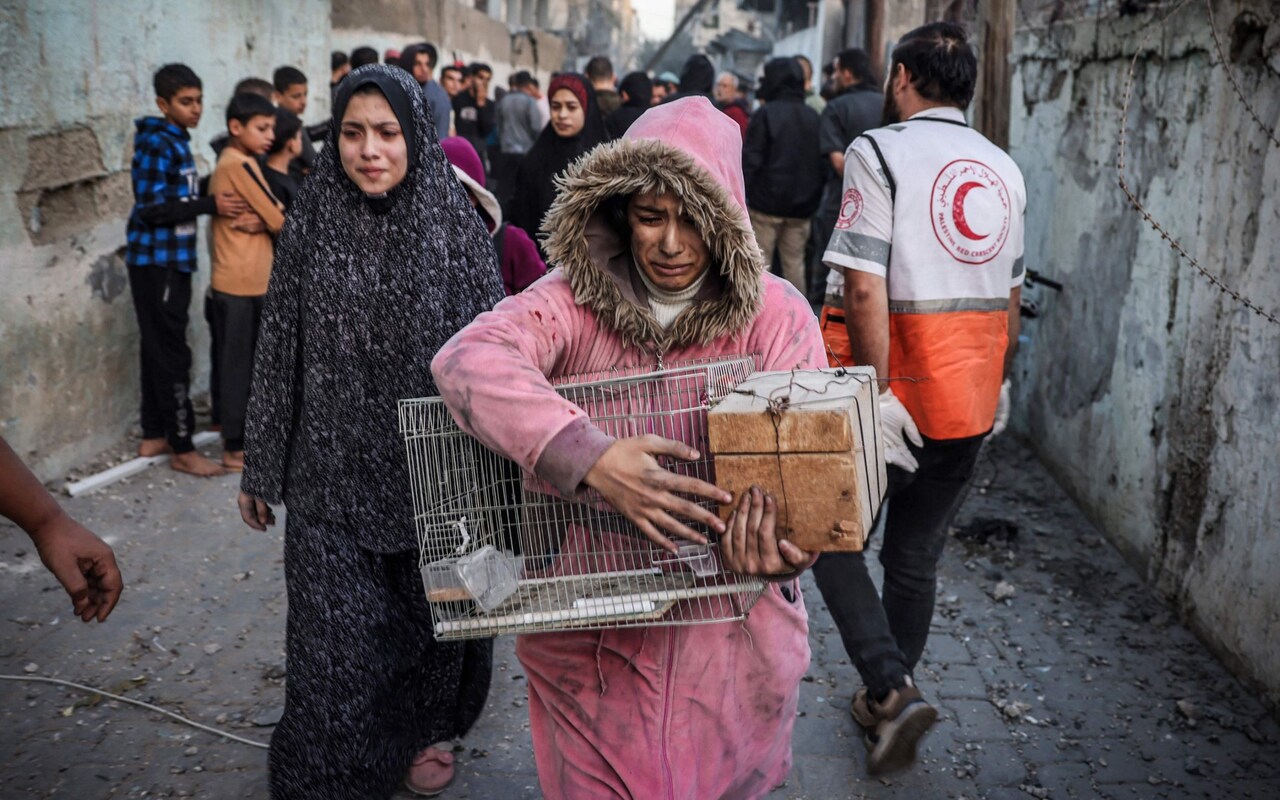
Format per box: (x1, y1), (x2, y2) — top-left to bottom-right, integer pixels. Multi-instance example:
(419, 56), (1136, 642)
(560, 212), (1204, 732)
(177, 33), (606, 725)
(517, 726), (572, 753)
(603, 70), (652, 139)
(238, 64), (503, 799)
(509, 72), (606, 259)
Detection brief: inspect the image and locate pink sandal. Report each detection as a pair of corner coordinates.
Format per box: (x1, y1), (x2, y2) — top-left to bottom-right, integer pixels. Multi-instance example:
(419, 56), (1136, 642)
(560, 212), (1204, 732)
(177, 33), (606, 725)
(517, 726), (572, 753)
(405, 744), (455, 797)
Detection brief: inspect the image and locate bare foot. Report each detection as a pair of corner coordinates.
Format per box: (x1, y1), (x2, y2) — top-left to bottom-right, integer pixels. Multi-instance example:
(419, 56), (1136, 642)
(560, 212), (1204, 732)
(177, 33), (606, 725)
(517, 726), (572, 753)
(138, 438), (172, 458)
(170, 451), (227, 477)
(222, 450), (245, 472)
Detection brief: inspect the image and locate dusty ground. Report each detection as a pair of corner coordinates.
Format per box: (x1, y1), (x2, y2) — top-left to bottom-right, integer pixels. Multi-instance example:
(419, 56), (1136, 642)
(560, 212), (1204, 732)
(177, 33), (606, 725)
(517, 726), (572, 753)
(2, 435), (1278, 799)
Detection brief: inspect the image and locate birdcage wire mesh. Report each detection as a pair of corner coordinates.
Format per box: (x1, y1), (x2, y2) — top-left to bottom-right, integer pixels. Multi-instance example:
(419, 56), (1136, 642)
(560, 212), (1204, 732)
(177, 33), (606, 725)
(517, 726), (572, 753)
(399, 356), (768, 640)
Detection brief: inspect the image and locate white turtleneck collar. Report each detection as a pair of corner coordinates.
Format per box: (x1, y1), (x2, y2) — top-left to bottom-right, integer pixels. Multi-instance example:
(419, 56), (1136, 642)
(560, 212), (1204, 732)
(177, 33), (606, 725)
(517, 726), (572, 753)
(637, 268), (709, 330)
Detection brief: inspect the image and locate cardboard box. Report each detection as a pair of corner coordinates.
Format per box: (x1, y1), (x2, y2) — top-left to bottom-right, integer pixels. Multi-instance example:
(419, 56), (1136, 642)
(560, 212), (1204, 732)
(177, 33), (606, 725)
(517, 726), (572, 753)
(708, 368), (887, 552)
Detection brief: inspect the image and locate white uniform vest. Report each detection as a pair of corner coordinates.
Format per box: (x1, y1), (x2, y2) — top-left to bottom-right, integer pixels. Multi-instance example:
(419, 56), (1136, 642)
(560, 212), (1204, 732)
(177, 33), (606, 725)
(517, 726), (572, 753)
(822, 106), (1027, 439)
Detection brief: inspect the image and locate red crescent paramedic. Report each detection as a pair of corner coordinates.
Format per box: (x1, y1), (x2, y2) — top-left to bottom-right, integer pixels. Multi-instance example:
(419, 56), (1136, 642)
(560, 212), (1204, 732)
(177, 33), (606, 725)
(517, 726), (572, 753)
(810, 22), (1027, 774)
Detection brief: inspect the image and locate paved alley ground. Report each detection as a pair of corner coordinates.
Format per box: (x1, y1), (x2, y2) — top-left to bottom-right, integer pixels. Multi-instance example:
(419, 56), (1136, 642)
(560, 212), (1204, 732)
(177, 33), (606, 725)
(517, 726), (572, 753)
(2, 436), (1278, 799)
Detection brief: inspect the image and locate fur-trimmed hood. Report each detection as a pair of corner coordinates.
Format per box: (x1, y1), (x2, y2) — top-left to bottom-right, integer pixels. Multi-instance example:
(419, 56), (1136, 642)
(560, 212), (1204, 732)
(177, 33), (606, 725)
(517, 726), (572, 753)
(540, 96), (764, 352)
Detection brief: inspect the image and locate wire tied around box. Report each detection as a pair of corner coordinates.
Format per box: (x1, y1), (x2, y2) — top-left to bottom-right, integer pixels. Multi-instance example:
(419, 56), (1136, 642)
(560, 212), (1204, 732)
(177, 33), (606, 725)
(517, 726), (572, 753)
(708, 366), (888, 553)
(399, 356), (766, 640)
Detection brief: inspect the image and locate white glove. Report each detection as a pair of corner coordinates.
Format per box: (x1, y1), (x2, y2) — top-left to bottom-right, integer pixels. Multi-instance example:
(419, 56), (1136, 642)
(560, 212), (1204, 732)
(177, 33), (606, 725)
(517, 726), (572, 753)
(879, 389), (923, 473)
(989, 379), (1011, 438)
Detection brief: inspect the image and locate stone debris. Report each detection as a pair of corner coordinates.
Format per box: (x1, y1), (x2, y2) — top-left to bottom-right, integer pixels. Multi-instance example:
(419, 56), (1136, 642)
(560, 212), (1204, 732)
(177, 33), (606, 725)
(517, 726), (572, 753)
(992, 580), (1017, 601)
(1176, 698), (1200, 720)
(994, 697), (1033, 721)
(251, 707), (283, 727)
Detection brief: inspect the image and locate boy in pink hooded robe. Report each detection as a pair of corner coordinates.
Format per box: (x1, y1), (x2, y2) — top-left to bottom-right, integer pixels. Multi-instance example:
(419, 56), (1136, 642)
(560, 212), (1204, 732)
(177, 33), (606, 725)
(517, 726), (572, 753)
(432, 97), (825, 799)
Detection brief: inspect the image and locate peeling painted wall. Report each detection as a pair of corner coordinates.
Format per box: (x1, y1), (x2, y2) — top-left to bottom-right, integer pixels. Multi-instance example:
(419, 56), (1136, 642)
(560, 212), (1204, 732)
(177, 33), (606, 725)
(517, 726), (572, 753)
(0, 0), (331, 480)
(1009, 1), (1280, 708)
(331, 0), (566, 89)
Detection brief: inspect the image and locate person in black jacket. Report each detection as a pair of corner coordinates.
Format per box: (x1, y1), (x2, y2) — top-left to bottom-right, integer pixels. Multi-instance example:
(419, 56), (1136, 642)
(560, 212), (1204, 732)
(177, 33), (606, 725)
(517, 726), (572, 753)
(811, 48), (884, 301)
(663, 54), (714, 103)
(743, 57), (824, 294)
(604, 71), (652, 139)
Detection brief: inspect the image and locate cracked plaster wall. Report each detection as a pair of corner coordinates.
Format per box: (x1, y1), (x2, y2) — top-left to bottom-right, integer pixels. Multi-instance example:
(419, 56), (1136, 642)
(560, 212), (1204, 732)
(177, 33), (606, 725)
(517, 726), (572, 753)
(0, 0), (330, 480)
(1009, 1), (1280, 708)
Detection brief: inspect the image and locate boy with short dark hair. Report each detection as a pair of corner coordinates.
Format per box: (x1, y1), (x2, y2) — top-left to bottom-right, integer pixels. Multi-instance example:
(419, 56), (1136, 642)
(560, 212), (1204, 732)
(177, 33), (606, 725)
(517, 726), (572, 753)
(452, 62), (494, 170)
(349, 46), (378, 69)
(126, 63), (246, 477)
(330, 50), (350, 89)
(209, 92), (285, 471)
(272, 65), (316, 180)
(263, 107), (303, 210)
(210, 77), (277, 158)
(236, 76), (277, 100)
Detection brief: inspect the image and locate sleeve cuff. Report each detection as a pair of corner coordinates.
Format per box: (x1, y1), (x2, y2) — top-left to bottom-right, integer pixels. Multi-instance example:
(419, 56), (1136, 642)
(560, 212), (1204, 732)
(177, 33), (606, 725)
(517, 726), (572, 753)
(822, 250), (888, 278)
(534, 417), (616, 497)
(239, 472), (282, 506)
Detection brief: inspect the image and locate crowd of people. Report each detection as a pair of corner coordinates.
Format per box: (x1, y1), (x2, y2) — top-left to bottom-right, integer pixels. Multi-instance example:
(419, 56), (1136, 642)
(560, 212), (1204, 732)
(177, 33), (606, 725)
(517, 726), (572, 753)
(2, 20), (1026, 800)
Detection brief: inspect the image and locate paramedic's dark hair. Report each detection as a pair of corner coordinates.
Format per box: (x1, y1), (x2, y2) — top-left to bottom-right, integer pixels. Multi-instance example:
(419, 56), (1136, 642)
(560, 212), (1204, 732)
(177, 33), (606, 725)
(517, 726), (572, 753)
(154, 64), (201, 101)
(273, 65), (308, 93)
(890, 22), (977, 110)
(836, 48), (876, 87)
(511, 70), (536, 89)
(349, 46), (379, 69)
(226, 92), (277, 125)
(269, 107), (303, 154)
(331, 51), (348, 71)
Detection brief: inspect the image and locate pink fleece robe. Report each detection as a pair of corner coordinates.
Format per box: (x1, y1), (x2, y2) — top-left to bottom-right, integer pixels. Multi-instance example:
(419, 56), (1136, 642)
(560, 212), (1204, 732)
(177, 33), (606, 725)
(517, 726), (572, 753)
(432, 97), (825, 799)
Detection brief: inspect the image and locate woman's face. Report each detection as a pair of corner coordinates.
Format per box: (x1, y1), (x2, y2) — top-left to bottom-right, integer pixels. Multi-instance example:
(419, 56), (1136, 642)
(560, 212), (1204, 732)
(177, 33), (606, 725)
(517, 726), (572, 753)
(627, 190), (710, 293)
(550, 88), (585, 138)
(339, 90), (409, 194)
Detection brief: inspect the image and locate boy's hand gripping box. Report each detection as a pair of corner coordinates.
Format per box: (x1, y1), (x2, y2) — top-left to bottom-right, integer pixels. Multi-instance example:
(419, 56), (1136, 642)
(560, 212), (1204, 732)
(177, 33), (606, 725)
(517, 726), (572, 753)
(708, 367), (887, 552)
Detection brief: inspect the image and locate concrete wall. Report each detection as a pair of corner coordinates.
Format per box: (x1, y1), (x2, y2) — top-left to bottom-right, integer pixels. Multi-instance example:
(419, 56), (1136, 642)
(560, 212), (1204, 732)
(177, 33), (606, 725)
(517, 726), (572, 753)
(1009, 1), (1280, 707)
(332, 0), (566, 88)
(0, 0), (331, 480)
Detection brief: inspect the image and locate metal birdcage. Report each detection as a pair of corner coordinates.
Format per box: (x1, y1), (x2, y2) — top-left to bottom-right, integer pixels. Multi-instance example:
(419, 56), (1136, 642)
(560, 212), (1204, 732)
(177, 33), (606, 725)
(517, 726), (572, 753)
(398, 357), (767, 640)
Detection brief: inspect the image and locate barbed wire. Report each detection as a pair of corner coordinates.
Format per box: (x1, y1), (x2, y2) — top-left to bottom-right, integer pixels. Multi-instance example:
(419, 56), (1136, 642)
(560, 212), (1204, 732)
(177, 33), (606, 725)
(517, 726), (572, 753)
(1205, 0), (1280, 149)
(1116, 0), (1280, 326)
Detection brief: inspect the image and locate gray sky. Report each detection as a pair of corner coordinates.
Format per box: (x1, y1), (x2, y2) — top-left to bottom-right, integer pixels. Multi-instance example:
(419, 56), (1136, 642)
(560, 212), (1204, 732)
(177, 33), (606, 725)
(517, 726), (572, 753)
(635, 0), (675, 40)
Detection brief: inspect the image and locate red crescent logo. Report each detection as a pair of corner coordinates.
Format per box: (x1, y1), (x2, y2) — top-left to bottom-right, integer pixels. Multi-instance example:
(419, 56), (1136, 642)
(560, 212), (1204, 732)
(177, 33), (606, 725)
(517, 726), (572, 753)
(930, 159), (1011, 265)
(951, 181), (988, 241)
(836, 188), (864, 230)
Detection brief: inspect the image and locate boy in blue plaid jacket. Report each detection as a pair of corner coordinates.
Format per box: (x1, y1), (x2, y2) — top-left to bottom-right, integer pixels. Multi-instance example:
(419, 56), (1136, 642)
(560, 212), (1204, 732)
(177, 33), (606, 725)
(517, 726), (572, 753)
(126, 63), (248, 477)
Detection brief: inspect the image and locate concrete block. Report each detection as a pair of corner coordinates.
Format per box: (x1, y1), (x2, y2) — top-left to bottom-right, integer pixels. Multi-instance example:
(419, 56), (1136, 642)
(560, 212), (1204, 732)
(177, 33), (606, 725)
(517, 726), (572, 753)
(971, 740), (1030, 788)
(92, 171), (132, 219)
(923, 634), (975, 667)
(1034, 760), (1095, 796)
(709, 367), (878, 455)
(944, 699), (1014, 742)
(20, 127), (105, 191)
(933, 663), (992, 700)
(714, 452), (870, 551)
(710, 368), (884, 551)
